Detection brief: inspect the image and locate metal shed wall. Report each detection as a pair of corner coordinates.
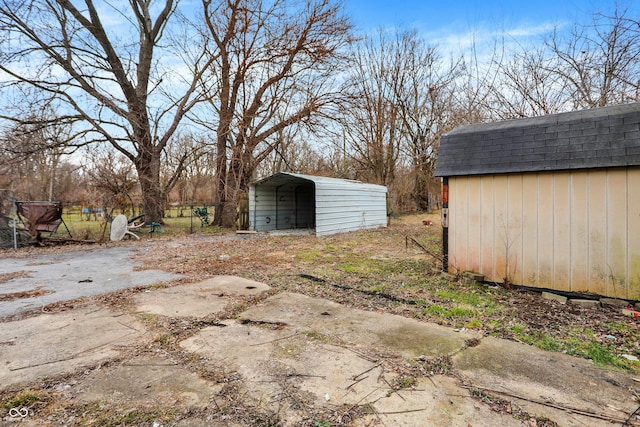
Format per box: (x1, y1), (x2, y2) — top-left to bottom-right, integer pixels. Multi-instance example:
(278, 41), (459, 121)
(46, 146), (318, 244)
(447, 168), (640, 299)
(249, 173), (387, 236)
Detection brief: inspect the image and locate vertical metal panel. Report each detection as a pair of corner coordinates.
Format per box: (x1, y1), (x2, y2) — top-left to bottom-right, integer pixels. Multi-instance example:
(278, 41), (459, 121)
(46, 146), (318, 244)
(275, 185), (296, 229)
(553, 172), (571, 288)
(521, 176), (538, 287)
(249, 186), (256, 230)
(315, 184), (387, 236)
(449, 176), (468, 272)
(569, 172), (589, 293)
(466, 178), (482, 273)
(628, 169), (640, 300)
(479, 177), (494, 278)
(448, 167), (640, 298)
(493, 175), (509, 283)
(507, 175), (524, 285)
(607, 169), (627, 298)
(587, 173), (608, 295)
(536, 174), (554, 288)
(252, 185), (278, 231)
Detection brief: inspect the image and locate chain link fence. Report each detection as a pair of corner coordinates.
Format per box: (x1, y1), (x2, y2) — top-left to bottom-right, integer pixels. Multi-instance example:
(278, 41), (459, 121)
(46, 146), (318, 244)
(0, 190), (30, 249)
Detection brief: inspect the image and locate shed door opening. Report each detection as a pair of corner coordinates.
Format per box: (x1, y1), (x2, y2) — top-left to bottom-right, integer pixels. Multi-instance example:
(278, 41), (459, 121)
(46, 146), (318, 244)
(275, 181), (315, 230)
(295, 184), (315, 228)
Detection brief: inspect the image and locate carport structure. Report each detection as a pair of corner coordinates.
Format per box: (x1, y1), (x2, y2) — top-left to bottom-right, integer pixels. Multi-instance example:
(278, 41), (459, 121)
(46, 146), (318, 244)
(249, 172), (387, 236)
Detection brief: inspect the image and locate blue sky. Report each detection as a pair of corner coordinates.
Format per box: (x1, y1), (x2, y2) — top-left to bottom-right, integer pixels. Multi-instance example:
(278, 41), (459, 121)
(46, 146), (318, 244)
(344, 0), (633, 42)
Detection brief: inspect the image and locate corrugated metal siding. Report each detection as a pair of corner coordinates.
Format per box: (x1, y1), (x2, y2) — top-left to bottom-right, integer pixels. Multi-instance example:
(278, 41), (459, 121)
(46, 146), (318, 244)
(315, 184), (387, 236)
(250, 173), (387, 236)
(250, 185), (278, 231)
(448, 168), (640, 299)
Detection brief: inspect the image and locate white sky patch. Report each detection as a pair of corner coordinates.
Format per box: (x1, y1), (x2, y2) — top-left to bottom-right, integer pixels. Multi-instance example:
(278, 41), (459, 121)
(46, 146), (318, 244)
(426, 19), (567, 52)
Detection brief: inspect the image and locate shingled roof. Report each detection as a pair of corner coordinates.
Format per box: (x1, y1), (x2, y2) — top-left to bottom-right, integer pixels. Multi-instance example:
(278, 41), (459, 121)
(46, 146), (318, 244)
(434, 102), (640, 177)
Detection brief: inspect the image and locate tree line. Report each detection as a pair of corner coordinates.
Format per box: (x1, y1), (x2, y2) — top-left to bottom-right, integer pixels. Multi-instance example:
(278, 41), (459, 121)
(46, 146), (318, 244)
(0, 0), (638, 226)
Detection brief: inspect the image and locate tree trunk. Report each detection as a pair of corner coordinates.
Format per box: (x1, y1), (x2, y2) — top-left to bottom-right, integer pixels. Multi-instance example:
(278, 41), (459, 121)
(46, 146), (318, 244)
(135, 151), (165, 224)
(218, 149), (255, 229)
(414, 170), (430, 211)
(212, 134), (229, 227)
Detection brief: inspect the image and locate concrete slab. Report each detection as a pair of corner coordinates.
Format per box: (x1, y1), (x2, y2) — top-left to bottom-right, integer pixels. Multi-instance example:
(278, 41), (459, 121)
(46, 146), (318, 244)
(2, 272), (637, 426)
(0, 307), (146, 390)
(454, 336), (638, 426)
(182, 322), (318, 426)
(181, 321), (446, 425)
(360, 375), (523, 427)
(237, 292), (479, 358)
(180, 294), (520, 426)
(74, 356), (217, 408)
(0, 247), (183, 318)
(542, 291), (567, 304)
(133, 276), (270, 317)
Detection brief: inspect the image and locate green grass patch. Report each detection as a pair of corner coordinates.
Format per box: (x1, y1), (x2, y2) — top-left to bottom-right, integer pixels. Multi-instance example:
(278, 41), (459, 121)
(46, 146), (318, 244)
(367, 283), (386, 293)
(336, 258), (430, 276)
(297, 249), (333, 263)
(464, 319), (483, 329)
(3, 391), (44, 410)
(55, 211), (226, 241)
(434, 288), (497, 313)
(519, 332), (561, 352)
(425, 304), (477, 319)
(606, 321), (634, 334)
(512, 327), (634, 370)
(395, 376), (416, 389)
(510, 323), (526, 335)
(72, 403), (177, 425)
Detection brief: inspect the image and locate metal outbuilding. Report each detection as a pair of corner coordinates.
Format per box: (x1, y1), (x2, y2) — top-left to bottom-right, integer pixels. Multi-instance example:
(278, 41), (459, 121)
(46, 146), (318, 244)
(249, 172), (388, 236)
(435, 102), (640, 299)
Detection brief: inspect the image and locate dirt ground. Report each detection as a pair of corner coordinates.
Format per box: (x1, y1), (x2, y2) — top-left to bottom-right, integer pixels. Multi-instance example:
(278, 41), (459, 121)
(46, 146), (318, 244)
(1, 214), (640, 426)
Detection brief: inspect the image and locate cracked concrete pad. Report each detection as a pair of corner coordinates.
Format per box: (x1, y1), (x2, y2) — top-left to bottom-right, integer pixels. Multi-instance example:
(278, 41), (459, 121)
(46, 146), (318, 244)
(238, 292), (478, 358)
(359, 375), (523, 427)
(0, 247), (183, 318)
(74, 356), (217, 408)
(0, 307), (145, 391)
(181, 321), (398, 423)
(133, 276), (270, 317)
(180, 293), (508, 426)
(454, 336), (638, 426)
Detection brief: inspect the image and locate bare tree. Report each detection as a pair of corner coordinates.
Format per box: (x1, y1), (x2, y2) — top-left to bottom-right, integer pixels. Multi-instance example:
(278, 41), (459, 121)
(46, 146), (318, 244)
(470, 5), (640, 121)
(199, 0), (352, 228)
(545, 5), (640, 108)
(0, 117), (78, 201)
(164, 133), (215, 207)
(339, 29), (403, 186)
(255, 127), (329, 178)
(0, 0), (212, 223)
(84, 150), (137, 198)
(392, 30), (463, 211)
(486, 43), (571, 119)
(339, 29), (463, 210)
